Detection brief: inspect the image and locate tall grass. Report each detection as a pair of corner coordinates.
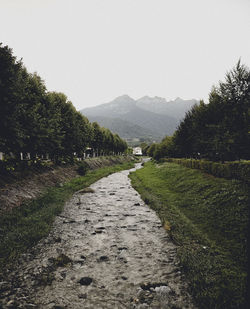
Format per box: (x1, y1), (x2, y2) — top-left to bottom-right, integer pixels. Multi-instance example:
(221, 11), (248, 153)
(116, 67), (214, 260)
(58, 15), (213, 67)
(129, 161), (249, 309)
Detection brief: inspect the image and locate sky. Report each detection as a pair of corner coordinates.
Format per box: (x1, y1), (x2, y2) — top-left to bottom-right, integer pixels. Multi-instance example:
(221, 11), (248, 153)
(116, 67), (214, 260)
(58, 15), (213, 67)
(0, 0), (250, 110)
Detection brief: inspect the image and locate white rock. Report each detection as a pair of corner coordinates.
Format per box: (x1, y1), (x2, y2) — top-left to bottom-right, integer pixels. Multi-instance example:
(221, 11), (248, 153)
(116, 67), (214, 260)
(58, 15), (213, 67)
(155, 285), (171, 295)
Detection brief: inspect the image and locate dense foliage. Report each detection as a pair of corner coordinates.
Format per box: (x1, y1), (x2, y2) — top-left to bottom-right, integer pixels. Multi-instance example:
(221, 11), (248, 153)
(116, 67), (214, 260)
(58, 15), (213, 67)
(149, 61), (250, 161)
(0, 44), (127, 166)
(164, 158), (250, 184)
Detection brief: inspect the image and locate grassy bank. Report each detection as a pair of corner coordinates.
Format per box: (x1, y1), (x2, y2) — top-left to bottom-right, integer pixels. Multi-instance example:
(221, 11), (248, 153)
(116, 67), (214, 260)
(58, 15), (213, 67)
(163, 158), (250, 184)
(0, 160), (135, 275)
(129, 161), (249, 309)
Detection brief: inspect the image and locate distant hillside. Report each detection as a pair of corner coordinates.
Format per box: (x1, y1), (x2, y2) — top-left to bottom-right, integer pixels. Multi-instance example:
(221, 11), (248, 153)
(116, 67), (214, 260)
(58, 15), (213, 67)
(86, 115), (159, 140)
(80, 95), (198, 143)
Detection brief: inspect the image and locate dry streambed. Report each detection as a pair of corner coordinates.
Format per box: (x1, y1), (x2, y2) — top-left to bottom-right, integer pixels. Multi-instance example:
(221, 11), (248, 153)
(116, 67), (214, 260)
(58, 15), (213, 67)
(1, 163), (195, 309)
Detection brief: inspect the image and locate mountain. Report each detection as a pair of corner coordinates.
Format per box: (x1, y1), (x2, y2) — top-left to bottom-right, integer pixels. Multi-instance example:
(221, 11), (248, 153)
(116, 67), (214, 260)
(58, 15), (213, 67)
(136, 96), (197, 120)
(80, 95), (198, 143)
(82, 95), (136, 118)
(85, 115), (159, 141)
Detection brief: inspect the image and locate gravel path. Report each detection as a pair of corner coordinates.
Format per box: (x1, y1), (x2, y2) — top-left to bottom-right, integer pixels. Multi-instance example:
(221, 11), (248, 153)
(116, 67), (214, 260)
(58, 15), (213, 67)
(0, 163), (195, 309)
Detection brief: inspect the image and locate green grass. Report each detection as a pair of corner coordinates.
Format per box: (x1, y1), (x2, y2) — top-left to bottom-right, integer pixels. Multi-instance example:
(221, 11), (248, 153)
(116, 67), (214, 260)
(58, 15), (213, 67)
(0, 161), (134, 274)
(129, 161), (249, 309)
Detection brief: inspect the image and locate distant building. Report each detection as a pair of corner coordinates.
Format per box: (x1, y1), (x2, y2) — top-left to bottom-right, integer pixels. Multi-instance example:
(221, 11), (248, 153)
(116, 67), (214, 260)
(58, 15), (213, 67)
(133, 147), (142, 156)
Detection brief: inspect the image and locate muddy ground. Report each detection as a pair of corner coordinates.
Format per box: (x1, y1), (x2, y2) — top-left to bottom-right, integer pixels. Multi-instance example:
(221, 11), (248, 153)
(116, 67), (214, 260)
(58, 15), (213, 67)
(0, 163), (195, 309)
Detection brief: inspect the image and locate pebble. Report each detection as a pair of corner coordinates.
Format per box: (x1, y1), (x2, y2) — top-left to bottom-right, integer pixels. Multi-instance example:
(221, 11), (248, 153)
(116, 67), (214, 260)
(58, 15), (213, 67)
(78, 293), (87, 299)
(79, 277), (93, 286)
(154, 285), (171, 294)
(98, 256), (109, 262)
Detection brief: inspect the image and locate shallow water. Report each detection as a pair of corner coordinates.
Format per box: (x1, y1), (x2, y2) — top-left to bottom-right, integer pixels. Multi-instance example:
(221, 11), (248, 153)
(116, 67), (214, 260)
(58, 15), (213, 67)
(1, 163), (195, 308)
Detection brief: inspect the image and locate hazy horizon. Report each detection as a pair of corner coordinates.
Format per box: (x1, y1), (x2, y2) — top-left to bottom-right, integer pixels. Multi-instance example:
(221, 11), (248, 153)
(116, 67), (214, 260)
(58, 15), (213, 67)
(1, 0), (249, 110)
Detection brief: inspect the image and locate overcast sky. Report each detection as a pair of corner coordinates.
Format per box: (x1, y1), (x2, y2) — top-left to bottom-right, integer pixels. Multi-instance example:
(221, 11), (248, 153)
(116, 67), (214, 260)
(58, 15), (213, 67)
(1, 0), (249, 110)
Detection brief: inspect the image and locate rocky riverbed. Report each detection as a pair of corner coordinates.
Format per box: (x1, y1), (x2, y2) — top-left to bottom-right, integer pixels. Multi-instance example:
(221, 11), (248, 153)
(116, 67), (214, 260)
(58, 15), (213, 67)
(0, 163), (195, 308)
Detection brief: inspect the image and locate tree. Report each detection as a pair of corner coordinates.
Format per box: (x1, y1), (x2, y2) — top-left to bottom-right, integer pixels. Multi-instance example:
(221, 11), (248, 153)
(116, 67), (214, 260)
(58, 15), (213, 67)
(215, 61), (250, 160)
(17, 71), (48, 159)
(91, 122), (104, 156)
(0, 43), (127, 165)
(147, 143), (157, 157)
(140, 142), (149, 155)
(0, 44), (24, 154)
(170, 61), (250, 161)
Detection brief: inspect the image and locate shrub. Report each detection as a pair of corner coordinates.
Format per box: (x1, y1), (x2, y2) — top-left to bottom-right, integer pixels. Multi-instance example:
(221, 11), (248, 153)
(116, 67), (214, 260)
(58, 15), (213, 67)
(164, 158), (250, 183)
(77, 161), (89, 176)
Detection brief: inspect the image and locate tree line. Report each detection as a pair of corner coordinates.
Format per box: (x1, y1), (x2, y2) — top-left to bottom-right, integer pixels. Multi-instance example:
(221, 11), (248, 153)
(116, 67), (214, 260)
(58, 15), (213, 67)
(0, 43), (127, 164)
(148, 61), (250, 161)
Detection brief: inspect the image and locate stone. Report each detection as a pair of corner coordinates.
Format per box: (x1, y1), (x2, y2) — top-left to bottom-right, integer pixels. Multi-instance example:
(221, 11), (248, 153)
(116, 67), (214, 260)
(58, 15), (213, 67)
(26, 304), (37, 308)
(154, 285), (171, 295)
(79, 277), (93, 286)
(77, 187), (95, 194)
(98, 256), (109, 262)
(6, 300), (15, 307)
(63, 219), (75, 224)
(118, 247), (128, 251)
(78, 293), (87, 299)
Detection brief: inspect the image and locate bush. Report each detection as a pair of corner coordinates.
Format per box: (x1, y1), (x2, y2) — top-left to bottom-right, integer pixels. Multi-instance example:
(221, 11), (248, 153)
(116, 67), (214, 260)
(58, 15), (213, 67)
(164, 158), (250, 183)
(77, 161), (89, 176)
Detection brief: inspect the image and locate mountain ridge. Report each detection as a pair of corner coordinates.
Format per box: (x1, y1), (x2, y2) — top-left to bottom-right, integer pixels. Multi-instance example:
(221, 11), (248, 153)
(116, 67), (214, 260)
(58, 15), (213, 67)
(80, 95), (198, 143)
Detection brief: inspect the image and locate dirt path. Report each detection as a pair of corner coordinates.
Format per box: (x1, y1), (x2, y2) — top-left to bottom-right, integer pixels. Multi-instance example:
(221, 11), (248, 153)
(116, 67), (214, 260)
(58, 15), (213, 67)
(1, 163), (195, 309)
